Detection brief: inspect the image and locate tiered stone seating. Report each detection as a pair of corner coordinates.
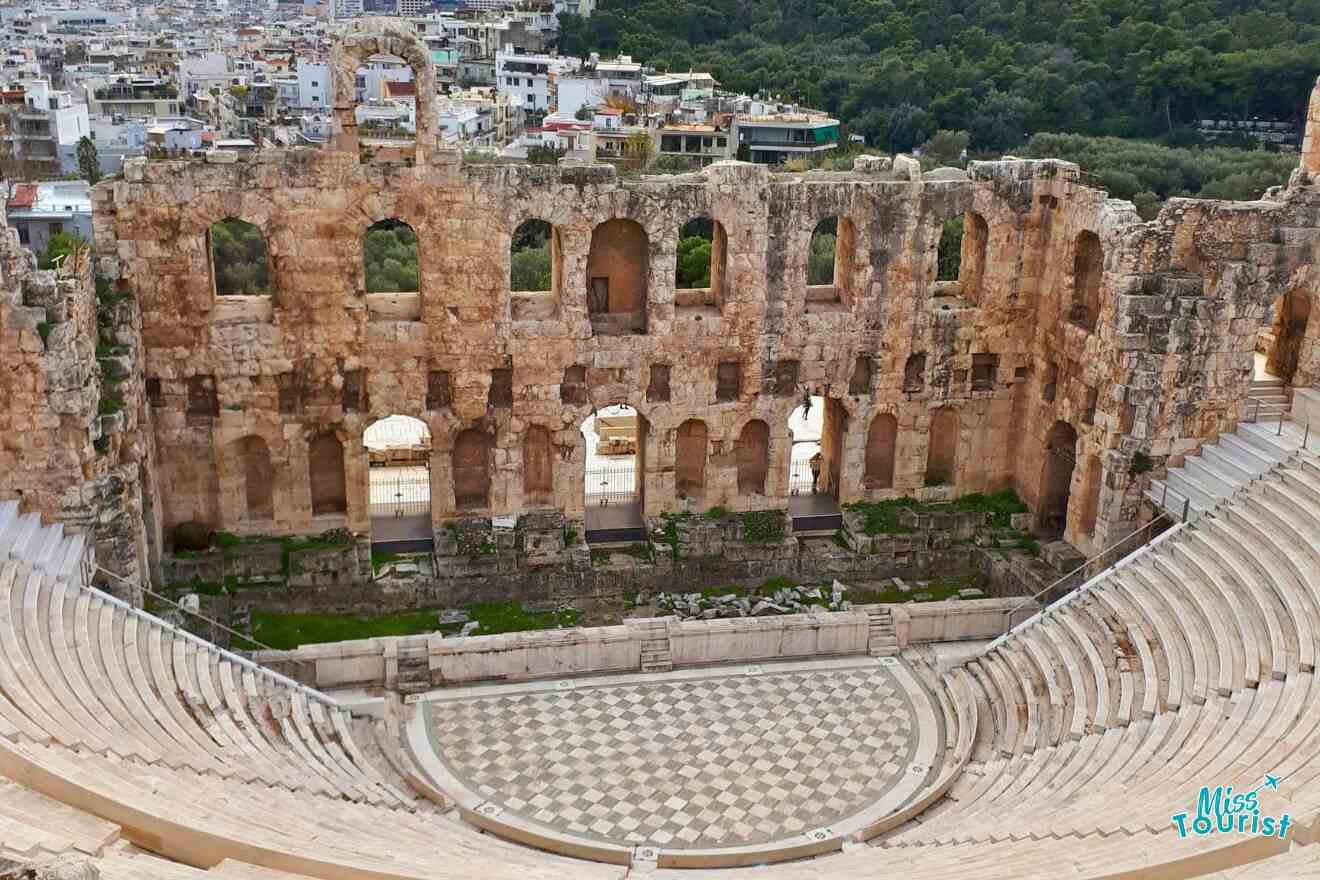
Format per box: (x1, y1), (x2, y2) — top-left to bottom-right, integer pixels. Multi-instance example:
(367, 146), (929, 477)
(3, 421), (1320, 880)
(884, 429), (1320, 858)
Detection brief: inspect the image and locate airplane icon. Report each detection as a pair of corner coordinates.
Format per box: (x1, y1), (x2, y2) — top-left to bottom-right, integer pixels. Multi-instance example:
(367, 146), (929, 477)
(1265, 774), (1281, 791)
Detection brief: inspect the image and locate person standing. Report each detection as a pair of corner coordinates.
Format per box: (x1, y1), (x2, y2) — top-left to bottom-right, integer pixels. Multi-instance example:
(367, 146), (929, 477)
(809, 451), (823, 494)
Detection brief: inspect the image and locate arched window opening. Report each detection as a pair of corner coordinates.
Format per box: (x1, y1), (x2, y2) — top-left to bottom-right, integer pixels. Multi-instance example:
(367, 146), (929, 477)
(587, 218), (648, 335)
(961, 211), (989, 302)
(904, 353), (927, 393)
(675, 419), (708, 500)
(925, 408), (958, 487)
(309, 433), (347, 517)
(239, 436), (274, 521)
(581, 404), (646, 535)
(674, 217), (727, 313)
(1038, 421), (1079, 536)
(453, 428), (492, 511)
(510, 218), (561, 321)
(806, 216), (854, 311)
(363, 218), (421, 321)
(936, 216), (962, 283)
(1071, 231), (1103, 331)
(864, 413), (897, 489)
(209, 218), (271, 297)
(736, 420), (770, 495)
(365, 415), (432, 542)
(523, 425), (555, 503)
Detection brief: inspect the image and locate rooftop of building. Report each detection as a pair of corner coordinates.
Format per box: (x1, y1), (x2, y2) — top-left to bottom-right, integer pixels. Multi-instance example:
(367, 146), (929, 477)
(5, 180), (91, 216)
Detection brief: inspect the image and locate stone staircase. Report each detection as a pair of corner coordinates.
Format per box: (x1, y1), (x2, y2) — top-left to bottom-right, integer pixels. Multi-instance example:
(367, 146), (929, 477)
(867, 607), (899, 657)
(1148, 420), (1314, 520)
(1247, 376), (1291, 420)
(636, 619), (673, 673)
(395, 639), (432, 695)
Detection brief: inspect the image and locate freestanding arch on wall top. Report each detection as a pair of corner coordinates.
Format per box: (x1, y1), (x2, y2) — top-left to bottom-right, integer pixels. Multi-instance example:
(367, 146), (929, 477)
(330, 18), (439, 163)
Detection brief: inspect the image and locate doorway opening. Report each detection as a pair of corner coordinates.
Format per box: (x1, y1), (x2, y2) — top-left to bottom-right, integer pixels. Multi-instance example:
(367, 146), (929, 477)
(1037, 421), (1078, 538)
(1260, 291), (1311, 384)
(581, 404), (647, 539)
(364, 415), (433, 549)
(787, 395), (843, 528)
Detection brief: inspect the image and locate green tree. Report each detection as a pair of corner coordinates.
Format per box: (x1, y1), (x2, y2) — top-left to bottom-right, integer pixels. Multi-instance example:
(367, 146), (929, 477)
(363, 221), (419, 293)
(76, 136), (101, 185)
(937, 216), (963, 281)
(921, 130), (969, 167)
(527, 143), (567, 164)
(511, 243), (552, 291)
(808, 219), (837, 285)
(676, 237), (712, 288)
(209, 218), (271, 295)
(39, 231), (85, 271)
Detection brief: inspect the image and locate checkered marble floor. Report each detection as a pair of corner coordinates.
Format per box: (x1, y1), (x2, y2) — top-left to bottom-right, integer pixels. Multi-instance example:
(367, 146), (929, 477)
(425, 661), (924, 849)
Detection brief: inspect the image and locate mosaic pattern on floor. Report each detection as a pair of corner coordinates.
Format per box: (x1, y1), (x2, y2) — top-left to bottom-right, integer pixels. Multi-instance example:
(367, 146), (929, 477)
(428, 663), (920, 848)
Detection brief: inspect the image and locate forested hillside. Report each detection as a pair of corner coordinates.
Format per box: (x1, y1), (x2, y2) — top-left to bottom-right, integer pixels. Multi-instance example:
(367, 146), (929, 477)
(558, 0), (1320, 153)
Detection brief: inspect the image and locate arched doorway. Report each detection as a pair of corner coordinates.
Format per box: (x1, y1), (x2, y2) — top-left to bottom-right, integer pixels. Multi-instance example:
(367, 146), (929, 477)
(586, 219), (648, 335)
(787, 395), (844, 528)
(926, 408), (959, 486)
(581, 404), (647, 539)
(1263, 291), (1312, 384)
(736, 420), (770, 495)
(364, 415), (432, 548)
(864, 413), (897, 489)
(1038, 421), (1078, 537)
(675, 419), (708, 500)
(238, 436), (274, 521)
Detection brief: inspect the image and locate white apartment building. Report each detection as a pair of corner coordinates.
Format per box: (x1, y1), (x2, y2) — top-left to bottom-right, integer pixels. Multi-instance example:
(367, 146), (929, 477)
(297, 60), (329, 109)
(495, 50), (576, 115)
(2, 78), (90, 177)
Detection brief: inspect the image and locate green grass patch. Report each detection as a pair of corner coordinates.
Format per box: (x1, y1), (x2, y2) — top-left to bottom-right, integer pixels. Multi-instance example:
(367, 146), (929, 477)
(704, 506), (728, 520)
(248, 600), (581, 650)
(844, 497), (920, 535)
(591, 543), (654, 565)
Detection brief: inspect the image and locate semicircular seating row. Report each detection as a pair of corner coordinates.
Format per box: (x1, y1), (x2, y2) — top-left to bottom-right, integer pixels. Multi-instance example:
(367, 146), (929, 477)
(3, 418), (1320, 879)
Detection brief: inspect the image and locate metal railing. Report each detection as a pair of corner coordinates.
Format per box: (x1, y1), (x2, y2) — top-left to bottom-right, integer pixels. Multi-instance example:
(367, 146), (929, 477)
(368, 466), (430, 518)
(585, 460), (639, 505)
(93, 565), (340, 707)
(985, 512), (1181, 654)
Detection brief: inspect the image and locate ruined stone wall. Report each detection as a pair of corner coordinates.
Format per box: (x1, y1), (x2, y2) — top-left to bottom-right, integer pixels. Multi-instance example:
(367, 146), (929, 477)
(0, 217), (154, 594)
(105, 152), (1128, 545)
(97, 140), (1320, 559)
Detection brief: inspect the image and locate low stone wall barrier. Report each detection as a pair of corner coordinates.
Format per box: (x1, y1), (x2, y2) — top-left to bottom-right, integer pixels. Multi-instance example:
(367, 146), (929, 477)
(250, 597), (1029, 691)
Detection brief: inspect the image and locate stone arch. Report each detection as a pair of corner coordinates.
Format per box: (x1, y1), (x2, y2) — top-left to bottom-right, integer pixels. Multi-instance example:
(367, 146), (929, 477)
(309, 432), (347, 516)
(453, 428), (492, 510)
(587, 218), (648, 335)
(736, 419), (770, 495)
(961, 211), (989, 303)
(510, 218), (562, 321)
(523, 424), (554, 503)
(675, 419), (708, 500)
(864, 412), (897, 489)
(1265, 290), (1312, 384)
(806, 216), (855, 309)
(1071, 231), (1103, 331)
(1038, 421), (1079, 535)
(238, 435), (274, 520)
(330, 17), (439, 163)
(208, 217), (271, 298)
(926, 408), (958, 486)
(674, 216), (728, 311)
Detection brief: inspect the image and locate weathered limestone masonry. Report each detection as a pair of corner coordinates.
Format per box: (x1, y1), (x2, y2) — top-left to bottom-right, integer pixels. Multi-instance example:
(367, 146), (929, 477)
(0, 219), (152, 596)
(7, 20), (1320, 595)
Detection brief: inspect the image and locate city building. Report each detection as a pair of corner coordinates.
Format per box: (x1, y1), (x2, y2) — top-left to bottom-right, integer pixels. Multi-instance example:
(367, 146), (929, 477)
(734, 112), (840, 164)
(0, 78), (90, 177)
(3, 179), (92, 255)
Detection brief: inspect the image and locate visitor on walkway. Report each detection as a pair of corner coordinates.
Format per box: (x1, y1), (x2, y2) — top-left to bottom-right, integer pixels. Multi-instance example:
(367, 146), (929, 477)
(810, 451), (823, 493)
